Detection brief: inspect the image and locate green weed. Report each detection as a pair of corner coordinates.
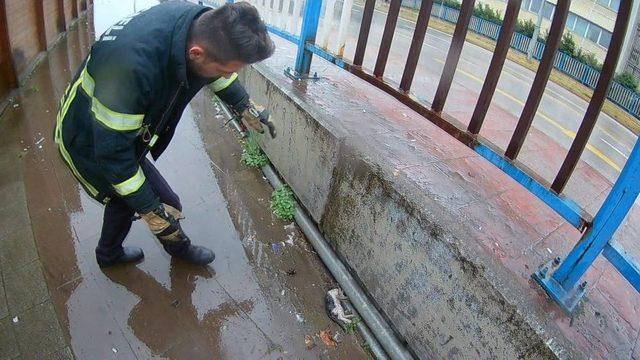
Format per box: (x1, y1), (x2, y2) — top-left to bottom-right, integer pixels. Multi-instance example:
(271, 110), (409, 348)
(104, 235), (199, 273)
(270, 186), (296, 221)
(345, 317), (361, 335)
(240, 134), (268, 168)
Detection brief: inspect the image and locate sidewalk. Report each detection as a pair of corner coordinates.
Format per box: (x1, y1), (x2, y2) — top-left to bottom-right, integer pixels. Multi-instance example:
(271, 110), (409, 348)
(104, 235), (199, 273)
(0, 17), (371, 359)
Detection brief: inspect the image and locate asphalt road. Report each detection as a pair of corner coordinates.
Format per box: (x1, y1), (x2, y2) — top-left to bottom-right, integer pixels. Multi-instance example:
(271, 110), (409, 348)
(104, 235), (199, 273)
(317, 3), (638, 184)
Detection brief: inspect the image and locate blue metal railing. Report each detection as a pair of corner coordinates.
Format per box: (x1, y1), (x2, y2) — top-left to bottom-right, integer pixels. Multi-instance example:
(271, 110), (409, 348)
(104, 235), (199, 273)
(203, 0), (640, 314)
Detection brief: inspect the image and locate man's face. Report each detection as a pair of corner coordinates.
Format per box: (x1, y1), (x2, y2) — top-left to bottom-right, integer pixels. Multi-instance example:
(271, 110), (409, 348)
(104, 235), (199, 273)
(187, 45), (245, 78)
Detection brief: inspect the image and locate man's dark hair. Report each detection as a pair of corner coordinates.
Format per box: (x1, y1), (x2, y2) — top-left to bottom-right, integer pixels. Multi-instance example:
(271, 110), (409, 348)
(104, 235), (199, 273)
(191, 2), (275, 65)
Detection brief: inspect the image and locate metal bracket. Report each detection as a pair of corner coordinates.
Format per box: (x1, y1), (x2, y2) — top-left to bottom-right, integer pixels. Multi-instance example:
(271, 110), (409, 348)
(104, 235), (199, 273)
(532, 257), (587, 315)
(284, 67), (320, 81)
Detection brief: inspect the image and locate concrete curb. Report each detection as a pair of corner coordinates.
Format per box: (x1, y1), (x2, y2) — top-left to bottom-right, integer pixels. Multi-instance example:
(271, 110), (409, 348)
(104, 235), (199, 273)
(239, 63), (582, 359)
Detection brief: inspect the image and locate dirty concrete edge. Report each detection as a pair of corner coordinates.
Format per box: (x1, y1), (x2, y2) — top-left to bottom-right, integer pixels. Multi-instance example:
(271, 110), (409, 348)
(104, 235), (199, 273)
(239, 62), (582, 359)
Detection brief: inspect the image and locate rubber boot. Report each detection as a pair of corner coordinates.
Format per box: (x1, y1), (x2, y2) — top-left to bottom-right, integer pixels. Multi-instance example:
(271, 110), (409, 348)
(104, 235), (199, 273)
(97, 246), (144, 268)
(158, 231), (215, 266)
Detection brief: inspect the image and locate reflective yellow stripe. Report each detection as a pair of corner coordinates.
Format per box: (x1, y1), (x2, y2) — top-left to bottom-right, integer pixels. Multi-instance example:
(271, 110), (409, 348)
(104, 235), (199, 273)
(212, 73), (238, 92)
(113, 167), (145, 196)
(78, 63), (144, 131)
(91, 98), (144, 131)
(55, 73), (100, 197)
(149, 134), (159, 147)
(81, 67), (95, 96)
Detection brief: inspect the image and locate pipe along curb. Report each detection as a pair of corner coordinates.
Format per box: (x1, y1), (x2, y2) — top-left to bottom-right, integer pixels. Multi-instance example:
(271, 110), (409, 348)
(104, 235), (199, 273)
(214, 96), (413, 360)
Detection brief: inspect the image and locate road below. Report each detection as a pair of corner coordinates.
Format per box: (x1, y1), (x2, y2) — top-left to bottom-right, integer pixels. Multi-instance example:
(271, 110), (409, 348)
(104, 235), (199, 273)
(325, 3), (636, 184)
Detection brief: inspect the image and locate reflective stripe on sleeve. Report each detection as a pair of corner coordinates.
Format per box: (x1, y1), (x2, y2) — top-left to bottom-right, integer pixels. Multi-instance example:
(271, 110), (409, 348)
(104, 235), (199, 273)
(113, 167), (146, 196)
(212, 73), (238, 92)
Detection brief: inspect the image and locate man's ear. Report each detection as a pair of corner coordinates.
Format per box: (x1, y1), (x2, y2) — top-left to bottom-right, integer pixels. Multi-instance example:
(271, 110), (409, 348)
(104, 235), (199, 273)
(188, 45), (206, 60)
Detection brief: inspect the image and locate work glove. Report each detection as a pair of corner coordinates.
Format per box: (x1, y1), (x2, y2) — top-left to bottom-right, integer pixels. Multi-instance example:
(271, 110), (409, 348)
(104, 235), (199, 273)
(241, 100), (277, 138)
(140, 204), (187, 243)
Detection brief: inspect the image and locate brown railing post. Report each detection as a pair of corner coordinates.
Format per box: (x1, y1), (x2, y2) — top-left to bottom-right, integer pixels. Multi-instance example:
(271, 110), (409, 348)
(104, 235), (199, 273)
(373, 0), (402, 78)
(0, 0), (17, 90)
(34, 0), (47, 51)
(72, 0), (79, 19)
(353, 0), (375, 67)
(505, 0), (571, 160)
(467, 0), (521, 134)
(57, 0), (67, 32)
(432, 0), (475, 113)
(551, 0), (632, 193)
(399, 0), (434, 93)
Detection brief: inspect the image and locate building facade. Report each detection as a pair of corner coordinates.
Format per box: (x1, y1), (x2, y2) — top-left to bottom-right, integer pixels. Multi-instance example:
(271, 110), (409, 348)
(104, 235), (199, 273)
(620, 6), (640, 78)
(477, 0), (619, 62)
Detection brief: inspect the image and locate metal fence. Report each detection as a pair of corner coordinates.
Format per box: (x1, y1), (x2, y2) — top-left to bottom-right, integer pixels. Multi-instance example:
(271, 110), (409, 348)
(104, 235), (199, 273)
(202, 0), (640, 315)
(427, 2), (640, 119)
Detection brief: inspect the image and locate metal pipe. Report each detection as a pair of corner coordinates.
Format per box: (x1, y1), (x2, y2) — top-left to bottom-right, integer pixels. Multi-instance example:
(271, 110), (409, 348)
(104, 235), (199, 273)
(342, 301), (390, 360)
(215, 96), (411, 358)
(260, 165), (414, 360)
(214, 95), (246, 137)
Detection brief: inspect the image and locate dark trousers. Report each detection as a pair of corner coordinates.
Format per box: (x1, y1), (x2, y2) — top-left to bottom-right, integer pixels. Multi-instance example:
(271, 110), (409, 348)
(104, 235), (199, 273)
(95, 158), (187, 263)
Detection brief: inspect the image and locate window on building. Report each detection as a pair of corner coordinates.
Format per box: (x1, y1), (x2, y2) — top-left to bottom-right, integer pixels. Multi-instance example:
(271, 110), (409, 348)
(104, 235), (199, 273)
(542, 2), (555, 19)
(599, 30), (612, 48)
(574, 17), (589, 37)
(610, 0), (620, 11)
(566, 13), (577, 30)
(530, 0), (543, 12)
(586, 24), (602, 43)
(522, 0), (532, 11)
(597, 0), (620, 11)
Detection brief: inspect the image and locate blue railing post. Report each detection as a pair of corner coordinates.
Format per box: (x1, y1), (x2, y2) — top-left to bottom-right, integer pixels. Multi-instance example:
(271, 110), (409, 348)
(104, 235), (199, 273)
(534, 137), (640, 313)
(293, 0), (323, 76)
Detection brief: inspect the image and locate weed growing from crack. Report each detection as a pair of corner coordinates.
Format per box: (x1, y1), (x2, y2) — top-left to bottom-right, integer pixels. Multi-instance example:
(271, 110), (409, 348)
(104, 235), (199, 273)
(345, 317), (360, 335)
(241, 134), (268, 168)
(270, 186), (296, 221)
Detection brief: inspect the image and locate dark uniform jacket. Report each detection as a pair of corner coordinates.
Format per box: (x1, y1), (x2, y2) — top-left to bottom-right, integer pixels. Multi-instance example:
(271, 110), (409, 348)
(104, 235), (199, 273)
(54, 1), (250, 213)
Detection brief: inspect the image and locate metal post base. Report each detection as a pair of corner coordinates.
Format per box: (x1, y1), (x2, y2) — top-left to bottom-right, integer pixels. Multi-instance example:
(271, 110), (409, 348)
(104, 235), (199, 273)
(532, 258), (587, 315)
(284, 67), (320, 81)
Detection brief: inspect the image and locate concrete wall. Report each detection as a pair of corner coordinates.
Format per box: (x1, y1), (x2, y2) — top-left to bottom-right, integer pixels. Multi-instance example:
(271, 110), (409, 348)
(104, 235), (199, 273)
(238, 63), (581, 359)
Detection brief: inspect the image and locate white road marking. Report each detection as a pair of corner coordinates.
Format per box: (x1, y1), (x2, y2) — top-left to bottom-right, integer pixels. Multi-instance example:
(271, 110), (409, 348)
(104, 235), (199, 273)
(601, 138), (629, 159)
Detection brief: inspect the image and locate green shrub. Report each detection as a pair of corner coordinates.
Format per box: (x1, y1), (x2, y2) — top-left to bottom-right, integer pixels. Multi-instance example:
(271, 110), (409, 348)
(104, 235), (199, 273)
(516, 18), (536, 38)
(575, 49), (602, 70)
(270, 186), (296, 221)
(614, 72), (639, 91)
(559, 32), (577, 57)
(441, 0), (461, 10)
(240, 134), (269, 168)
(473, 3), (502, 24)
(539, 29), (549, 44)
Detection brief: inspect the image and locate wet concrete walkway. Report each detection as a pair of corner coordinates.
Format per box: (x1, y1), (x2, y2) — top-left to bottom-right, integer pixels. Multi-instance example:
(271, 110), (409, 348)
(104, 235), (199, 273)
(0, 13), (370, 360)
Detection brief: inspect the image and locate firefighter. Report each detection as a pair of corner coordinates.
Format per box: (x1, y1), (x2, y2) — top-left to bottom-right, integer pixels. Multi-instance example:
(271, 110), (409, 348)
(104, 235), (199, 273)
(54, 1), (275, 267)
